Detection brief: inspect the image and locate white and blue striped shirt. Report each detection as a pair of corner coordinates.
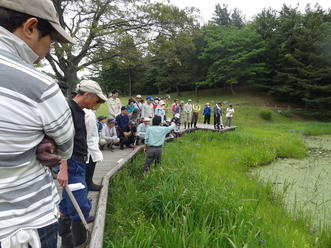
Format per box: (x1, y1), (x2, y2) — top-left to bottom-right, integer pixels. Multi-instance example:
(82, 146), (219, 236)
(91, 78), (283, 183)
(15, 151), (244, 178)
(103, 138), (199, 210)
(0, 27), (74, 241)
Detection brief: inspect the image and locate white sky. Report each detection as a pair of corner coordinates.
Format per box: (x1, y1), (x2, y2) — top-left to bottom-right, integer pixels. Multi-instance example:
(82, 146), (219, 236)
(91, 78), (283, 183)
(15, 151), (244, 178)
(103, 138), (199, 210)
(169, 0), (331, 23)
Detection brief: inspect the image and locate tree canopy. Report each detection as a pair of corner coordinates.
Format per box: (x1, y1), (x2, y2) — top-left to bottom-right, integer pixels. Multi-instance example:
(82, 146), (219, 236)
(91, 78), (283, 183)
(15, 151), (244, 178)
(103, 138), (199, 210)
(47, 1), (331, 119)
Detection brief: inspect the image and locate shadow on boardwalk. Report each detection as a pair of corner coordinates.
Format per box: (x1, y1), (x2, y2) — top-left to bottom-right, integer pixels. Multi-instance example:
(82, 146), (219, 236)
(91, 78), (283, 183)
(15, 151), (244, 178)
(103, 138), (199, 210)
(56, 123), (236, 248)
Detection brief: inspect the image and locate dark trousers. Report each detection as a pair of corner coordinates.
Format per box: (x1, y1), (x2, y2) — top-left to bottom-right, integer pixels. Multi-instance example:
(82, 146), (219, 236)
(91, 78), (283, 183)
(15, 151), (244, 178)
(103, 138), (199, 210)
(191, 112), (199, 127)
(59, 158), (91, 221)
(120, 135), (136, 147)
(86, 157), (96, 187)
(0, 222), (59, 248)
(204, 114), (210, 124)
(144, 146), (162, 172)
(214, 113), (220, 129)
(225, 117), (232, 127)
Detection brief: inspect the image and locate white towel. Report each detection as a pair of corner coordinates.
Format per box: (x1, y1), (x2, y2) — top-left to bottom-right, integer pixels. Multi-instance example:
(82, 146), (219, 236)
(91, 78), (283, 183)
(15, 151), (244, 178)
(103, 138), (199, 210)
(2, 229), (41, 248)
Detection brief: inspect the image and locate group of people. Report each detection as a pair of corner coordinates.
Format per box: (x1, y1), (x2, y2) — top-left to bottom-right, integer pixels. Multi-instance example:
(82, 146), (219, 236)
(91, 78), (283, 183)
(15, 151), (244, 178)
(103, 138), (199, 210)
(0, 1), (236, 247)
(202, 102), (235, 130)
(103, 93), (236, 140)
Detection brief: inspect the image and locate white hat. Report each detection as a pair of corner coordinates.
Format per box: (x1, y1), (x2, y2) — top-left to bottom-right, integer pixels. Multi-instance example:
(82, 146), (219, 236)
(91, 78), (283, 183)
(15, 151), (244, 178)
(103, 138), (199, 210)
(136, 94), (142, 98)
(159, 100), (165, 105)
(143, 118), (151, 122)
(188, 99), (192, 102)
(175, 113), (180, 118)
(76, 80), (107, 102)
(0, 0), (75, 44)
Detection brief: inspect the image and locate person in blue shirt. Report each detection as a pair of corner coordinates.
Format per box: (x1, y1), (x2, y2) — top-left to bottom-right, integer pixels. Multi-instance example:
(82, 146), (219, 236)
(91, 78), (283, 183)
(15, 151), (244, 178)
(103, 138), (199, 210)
(203, 103), (211, 125)
(144, 116), (175, 173)
(126, 98), (136, 117)
(116, 106), (129, 133)
(97, 115), (106, 136)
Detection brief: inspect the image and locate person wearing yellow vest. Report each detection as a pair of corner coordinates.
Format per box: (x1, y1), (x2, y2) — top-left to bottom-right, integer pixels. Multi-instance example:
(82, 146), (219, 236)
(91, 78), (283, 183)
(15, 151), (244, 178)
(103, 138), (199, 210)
(191, 100), (201, 128)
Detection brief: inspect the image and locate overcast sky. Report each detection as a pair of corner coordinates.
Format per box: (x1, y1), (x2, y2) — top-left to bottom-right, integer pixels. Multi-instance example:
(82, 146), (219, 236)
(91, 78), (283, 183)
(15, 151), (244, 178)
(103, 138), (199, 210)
(169, 0), (331, 23)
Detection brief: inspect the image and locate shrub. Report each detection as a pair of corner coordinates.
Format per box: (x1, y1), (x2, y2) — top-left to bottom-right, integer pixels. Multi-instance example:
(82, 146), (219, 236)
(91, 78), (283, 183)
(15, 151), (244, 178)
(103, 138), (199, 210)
(278, 110), (292, 118)
(259, 109), (273, 121)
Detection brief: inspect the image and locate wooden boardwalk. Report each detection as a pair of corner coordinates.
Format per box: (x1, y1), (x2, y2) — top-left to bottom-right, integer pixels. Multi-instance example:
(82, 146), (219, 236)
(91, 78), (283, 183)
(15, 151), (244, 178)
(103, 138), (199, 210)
(56, 124), (236, 248)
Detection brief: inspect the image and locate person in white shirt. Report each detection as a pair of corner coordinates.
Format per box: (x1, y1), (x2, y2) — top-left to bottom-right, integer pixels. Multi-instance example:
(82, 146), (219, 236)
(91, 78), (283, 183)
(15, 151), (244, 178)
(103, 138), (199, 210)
(155, 100), (166, 123)
(183, 99), (193, 129)
(225, 105), (235, 127)
(84, 106), (103, 192)
(107, 90), (122, 118)
(134, 94), (143, 120)
(137, 118), (151, 144)
(100, 119), (120, 149)
(141, 96), (155, 119)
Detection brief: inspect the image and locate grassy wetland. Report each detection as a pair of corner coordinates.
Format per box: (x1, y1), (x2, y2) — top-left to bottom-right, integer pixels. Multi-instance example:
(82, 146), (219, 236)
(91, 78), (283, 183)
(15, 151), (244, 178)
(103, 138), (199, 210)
(98, 89), (331, 247)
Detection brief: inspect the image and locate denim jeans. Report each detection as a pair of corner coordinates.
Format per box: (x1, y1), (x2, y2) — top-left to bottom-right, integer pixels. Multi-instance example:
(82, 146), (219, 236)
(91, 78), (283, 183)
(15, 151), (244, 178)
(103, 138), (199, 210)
(0, 222), (58, 248)
(38, 222), (59, 248)
(59, 158), (91, 221)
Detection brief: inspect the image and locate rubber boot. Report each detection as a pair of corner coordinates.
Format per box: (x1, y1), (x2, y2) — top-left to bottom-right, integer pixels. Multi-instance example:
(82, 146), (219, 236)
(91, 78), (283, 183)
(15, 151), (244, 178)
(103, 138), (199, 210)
(59, 216), (73, 248)
(71, 220), (88, 248)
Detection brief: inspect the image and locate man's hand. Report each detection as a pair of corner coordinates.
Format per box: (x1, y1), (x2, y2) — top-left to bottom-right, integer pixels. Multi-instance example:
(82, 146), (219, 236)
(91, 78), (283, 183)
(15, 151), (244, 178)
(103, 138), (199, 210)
(36, 136), (61, 167)
(57, 160), (69, 187)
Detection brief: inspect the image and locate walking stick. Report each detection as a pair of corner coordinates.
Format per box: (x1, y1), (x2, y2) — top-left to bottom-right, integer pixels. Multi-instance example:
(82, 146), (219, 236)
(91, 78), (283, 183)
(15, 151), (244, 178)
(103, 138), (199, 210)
(64, 186), (89, 231)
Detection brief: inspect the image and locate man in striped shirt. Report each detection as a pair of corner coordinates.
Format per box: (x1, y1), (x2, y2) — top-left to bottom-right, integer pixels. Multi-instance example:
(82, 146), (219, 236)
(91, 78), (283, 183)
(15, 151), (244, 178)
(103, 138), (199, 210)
(0, 0), (75, 247)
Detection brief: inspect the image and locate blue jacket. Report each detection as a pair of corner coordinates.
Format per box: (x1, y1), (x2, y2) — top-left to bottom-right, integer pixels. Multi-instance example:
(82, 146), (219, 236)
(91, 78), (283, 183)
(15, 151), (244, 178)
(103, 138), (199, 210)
(203, 106), (211, 115)
(116, 114), (129, 131)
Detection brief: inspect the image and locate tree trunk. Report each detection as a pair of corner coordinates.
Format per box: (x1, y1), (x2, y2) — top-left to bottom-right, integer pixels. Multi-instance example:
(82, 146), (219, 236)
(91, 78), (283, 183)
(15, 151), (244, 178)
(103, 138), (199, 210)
(63, 69), (79, 93)
(128, 69), (132, 97)
(229, 83), (236, 95)
(176, 84), (181, 96)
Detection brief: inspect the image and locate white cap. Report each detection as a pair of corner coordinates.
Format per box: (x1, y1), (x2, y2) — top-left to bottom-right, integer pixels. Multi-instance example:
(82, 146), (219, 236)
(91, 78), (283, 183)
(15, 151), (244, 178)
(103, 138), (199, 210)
(76, 80), (107, 102)
(136, 94), (142, 98)
(175, 113), (180, 118)
(159, 100), (165, 105)
(143, 118), (151, 122)
(0, 0), (75, 44)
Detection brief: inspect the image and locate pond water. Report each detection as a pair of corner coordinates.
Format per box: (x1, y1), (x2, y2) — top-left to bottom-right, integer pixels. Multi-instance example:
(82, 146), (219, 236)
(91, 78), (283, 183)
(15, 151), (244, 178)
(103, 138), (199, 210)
(253, 135), (331, 228)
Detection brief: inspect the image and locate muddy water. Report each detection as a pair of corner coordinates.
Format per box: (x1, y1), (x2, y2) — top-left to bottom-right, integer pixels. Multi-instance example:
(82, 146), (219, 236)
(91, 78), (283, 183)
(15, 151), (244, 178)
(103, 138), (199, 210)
(253, 135), (331, 228)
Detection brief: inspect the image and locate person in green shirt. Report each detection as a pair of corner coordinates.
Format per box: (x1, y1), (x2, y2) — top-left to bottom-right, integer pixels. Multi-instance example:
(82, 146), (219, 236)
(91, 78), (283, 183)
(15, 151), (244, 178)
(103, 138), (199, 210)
(144, 116), (175, 173)
(191, 100), (201, 128)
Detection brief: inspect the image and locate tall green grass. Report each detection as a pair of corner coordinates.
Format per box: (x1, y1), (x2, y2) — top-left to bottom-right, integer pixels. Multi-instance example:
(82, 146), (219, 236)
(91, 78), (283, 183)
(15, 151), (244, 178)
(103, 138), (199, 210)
(104, 130), (331, 247)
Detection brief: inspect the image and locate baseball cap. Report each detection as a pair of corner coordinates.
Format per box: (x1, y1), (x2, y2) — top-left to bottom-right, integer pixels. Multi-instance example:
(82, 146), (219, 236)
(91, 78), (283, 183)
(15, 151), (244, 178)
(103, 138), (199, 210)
(76, 80), (107, 102)
(143, 117), (151, 122)
(107, 118), (116, 124)
(175, 113), (180, 118)
(136, 94), (142, 98)
(188, 99), (192, 102)
(146, 96), (153, 101)
(0, 0), (75, 44)
(97, 116), (106, 121)
(159, 100), (165, 105)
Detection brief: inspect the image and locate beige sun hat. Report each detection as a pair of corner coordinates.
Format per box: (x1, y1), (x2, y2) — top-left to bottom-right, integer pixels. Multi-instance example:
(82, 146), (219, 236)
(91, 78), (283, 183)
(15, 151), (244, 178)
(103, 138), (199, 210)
(0, 0), (75, 44)
(76, 80), (107, 102)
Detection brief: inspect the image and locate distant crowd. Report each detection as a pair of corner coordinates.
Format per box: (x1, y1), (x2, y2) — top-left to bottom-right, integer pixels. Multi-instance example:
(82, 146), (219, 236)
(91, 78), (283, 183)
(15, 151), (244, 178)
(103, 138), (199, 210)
(97, 90), (235, 151)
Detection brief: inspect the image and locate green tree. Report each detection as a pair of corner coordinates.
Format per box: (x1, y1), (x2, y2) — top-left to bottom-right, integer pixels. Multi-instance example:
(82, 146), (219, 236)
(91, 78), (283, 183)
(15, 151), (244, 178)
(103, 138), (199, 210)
(201, 24), (268, 94)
